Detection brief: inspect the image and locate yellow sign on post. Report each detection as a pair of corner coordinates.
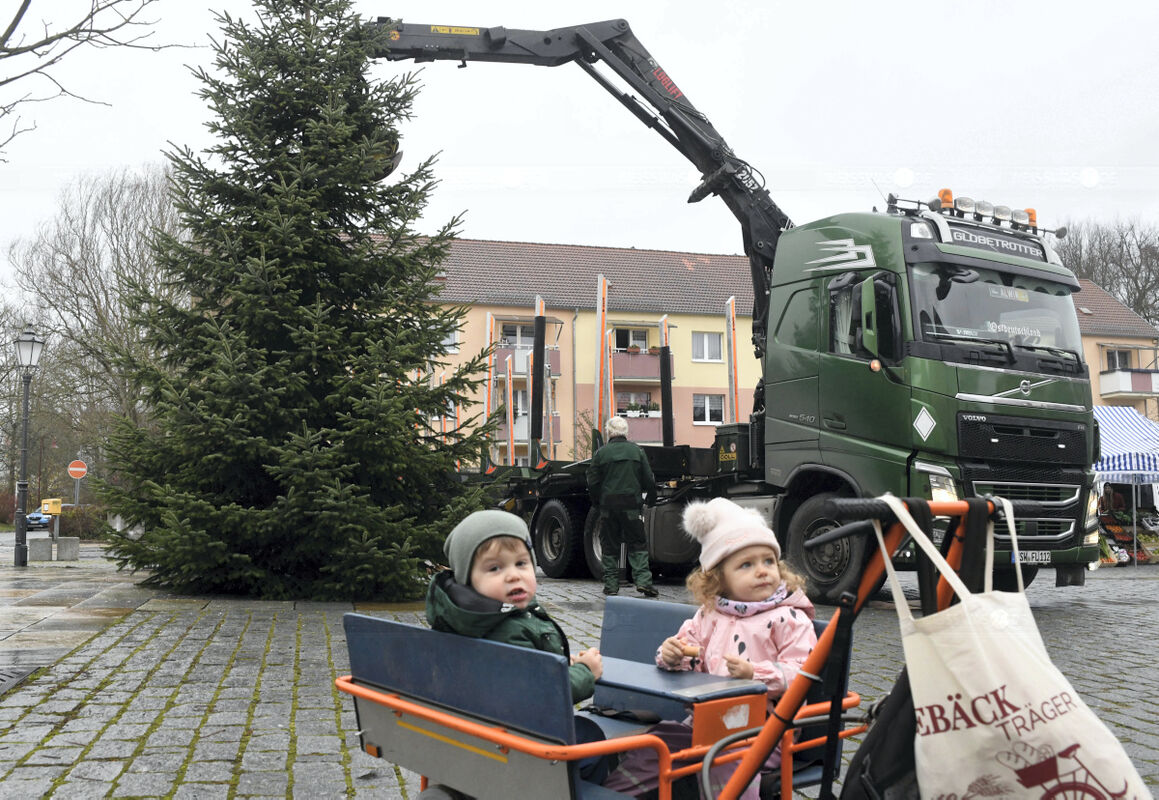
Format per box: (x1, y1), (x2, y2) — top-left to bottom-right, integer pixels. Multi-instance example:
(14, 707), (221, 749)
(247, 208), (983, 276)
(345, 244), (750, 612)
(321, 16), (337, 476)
(42, 498), (62, 515)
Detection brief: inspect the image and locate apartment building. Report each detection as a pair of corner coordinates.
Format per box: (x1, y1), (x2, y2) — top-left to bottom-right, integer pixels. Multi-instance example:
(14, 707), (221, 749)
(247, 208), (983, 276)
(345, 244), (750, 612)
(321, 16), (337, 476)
(433, 239), (759, 465)
(1075, 279), (1159, 418)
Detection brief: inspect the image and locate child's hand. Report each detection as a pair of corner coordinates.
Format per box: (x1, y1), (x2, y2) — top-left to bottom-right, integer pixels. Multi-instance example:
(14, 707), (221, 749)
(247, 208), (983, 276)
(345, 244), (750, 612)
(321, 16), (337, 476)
(573, 647), (603, 681)
(659, 636), (692, 667)
(723, 653), (754, 680)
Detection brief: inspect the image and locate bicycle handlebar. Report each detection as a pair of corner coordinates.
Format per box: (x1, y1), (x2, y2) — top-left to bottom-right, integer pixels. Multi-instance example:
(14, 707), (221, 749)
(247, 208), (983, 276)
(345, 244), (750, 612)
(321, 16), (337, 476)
(804, 497), (1053, 550)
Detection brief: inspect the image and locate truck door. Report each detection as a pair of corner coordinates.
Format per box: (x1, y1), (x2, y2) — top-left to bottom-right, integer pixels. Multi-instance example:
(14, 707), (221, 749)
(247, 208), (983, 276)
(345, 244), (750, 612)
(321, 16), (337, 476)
(764, 283), (821, 485)
(818, 271), (911, 490)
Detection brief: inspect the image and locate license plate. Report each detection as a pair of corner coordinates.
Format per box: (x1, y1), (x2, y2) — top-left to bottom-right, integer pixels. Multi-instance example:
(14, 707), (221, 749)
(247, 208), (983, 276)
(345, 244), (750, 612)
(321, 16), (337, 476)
(1014, 551), (1051, 564)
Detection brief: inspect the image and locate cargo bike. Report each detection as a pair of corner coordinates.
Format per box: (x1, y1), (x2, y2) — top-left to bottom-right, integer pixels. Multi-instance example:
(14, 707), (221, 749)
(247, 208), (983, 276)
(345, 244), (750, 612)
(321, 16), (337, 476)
(336, 496), (1048, 799)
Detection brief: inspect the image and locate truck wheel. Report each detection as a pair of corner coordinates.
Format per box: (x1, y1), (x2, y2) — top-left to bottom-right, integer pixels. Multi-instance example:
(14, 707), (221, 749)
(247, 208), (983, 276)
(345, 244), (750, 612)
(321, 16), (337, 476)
(534, 500), (584, 578)
(583, 509), (604, 580)
(992, 565), (1038, 592)
(786, 492), (867, 606)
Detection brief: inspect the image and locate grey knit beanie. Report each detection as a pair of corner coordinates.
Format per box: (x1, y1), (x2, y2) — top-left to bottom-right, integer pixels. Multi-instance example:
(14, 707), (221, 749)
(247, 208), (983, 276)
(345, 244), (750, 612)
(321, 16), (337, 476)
(444, 509), (535, 585)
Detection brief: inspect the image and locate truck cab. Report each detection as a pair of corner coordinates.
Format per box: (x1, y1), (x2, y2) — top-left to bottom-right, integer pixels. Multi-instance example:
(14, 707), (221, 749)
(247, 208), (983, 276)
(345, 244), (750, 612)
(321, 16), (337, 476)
(766, 193), (1098, 600)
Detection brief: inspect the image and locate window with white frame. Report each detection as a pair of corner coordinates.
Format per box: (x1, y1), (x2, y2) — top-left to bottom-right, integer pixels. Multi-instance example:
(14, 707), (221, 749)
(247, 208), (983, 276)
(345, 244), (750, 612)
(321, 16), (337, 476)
(441, 328), (460, 354)
(615, 391), (653, 414)
(1107, 349), (1132, 371)
(614, 328), (648, 351)
(500, 323), (536, 348)
(497, 386), (529, 417)
(692, 331), (723, 361)
(692, 393), (724, 424)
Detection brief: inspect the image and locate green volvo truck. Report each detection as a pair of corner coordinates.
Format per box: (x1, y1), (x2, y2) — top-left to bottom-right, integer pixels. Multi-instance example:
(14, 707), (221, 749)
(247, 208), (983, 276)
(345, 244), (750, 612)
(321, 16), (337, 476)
(374, 18), (1100, 603)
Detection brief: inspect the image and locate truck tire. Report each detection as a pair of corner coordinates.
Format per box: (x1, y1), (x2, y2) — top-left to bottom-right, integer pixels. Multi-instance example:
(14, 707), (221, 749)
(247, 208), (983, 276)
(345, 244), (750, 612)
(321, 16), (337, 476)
(992, 565), (1038, 592)
(534, 500), (584, 578)
(786, 492), (868, 606)
(583, 509), (604, 580)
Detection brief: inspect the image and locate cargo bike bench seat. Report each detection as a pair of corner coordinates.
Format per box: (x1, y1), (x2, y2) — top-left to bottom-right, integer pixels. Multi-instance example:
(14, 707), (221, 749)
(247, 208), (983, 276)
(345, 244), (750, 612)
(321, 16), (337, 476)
(338, 613), (778, 799)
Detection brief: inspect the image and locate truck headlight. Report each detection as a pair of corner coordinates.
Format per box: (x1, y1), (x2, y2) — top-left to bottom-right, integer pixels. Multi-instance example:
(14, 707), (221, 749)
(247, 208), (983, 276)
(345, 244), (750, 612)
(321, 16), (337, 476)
(1083, 489), (1099, 544)
(929, 473), (959, 504)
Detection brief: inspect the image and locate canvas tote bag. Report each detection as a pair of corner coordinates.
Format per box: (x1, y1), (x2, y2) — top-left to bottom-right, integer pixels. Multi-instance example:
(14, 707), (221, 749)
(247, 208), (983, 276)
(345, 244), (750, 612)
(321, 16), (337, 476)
(872, 493), (1151, 800)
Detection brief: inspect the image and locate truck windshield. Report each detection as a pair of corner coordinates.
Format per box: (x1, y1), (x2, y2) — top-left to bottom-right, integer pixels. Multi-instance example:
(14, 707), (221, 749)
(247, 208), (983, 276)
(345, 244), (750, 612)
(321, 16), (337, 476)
(909, 262), (1083, 359)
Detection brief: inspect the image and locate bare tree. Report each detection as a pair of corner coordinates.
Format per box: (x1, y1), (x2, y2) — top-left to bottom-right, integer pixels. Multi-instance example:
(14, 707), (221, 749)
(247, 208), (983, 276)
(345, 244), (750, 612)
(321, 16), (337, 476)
(1056, 218), (1159, 327)
(9, 163), (185, 434)
(0, 0), (164, 158)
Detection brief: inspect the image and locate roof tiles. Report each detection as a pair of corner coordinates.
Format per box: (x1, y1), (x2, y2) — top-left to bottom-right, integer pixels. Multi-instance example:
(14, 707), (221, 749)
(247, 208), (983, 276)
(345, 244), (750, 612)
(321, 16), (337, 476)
(1074, 279), (1158, 339)
(435, 238), (753, 316)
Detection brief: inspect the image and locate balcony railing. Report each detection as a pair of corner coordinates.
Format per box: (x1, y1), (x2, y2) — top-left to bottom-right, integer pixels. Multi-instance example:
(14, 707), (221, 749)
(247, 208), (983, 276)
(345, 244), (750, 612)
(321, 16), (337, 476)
(624, 414), (663, 444)
(1099, 368), (1159, 399)
(493, 346), (561, 377)
(496, 414), (562, 443)
(611, 351), (673, 381)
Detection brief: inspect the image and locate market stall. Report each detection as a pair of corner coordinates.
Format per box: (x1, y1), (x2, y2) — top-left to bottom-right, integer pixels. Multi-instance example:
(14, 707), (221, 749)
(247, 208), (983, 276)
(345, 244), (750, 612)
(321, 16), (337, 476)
(1092, 405), (1159, 565)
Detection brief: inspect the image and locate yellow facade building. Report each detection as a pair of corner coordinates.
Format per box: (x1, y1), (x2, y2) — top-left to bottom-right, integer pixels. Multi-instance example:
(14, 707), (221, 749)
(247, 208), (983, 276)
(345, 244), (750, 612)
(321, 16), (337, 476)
(434, 239), (760, 465)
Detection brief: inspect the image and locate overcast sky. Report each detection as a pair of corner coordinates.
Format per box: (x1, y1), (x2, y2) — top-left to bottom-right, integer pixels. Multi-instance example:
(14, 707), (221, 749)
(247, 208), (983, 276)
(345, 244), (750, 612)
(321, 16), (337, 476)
(4, 1), (1159, 290)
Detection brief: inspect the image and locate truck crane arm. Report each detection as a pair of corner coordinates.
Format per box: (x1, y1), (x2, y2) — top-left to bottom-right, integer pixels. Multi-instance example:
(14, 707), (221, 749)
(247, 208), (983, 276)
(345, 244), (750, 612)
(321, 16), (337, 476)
(368, 17), (792, 373)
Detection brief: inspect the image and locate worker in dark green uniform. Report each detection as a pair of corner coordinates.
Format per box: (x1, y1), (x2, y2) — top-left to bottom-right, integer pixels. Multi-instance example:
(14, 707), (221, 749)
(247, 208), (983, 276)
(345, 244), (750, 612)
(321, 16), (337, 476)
(586, 416), (658, 597)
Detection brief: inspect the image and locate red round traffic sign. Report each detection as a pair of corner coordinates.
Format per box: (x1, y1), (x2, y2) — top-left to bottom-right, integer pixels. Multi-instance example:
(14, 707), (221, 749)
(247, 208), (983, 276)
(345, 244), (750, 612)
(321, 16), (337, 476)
(68, 460), (88, 479)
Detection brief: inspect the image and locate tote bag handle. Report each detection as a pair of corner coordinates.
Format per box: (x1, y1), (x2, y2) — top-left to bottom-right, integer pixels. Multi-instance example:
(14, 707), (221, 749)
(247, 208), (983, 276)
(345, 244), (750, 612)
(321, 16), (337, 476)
(871, 494), (1023, 624)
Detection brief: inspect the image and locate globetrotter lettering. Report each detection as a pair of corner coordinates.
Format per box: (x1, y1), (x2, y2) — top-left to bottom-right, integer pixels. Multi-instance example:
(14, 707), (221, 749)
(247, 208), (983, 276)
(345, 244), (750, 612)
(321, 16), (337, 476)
(651, 67), (684, 99)
(914, 686), (1078, 741)
(950, 228), (1041, 258)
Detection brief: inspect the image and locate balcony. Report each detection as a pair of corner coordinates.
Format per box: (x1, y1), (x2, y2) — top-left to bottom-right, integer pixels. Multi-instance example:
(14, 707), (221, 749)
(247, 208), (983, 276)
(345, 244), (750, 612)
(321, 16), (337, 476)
(496, 413), (562, 443)
(493, 346), (561, 377)
(624, 414), (663, 444)
(1099, 369), (1159, 400)
(611, 351), (673, 382)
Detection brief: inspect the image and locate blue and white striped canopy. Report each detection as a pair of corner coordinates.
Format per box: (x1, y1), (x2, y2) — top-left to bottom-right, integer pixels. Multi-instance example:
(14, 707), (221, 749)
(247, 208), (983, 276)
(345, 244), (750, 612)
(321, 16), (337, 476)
(1093, 405), (1159, 484)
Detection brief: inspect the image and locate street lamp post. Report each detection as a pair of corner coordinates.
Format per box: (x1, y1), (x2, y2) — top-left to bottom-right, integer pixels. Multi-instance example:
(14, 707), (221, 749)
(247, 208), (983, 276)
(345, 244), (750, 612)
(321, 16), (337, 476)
(12, 326), (45, 568)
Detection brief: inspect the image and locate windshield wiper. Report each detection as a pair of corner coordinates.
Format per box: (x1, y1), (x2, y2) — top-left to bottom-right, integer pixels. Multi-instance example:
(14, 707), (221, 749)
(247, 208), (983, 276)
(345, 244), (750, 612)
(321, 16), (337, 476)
(926, 332), (1014, 363)
(1012, 343), (1081, 364)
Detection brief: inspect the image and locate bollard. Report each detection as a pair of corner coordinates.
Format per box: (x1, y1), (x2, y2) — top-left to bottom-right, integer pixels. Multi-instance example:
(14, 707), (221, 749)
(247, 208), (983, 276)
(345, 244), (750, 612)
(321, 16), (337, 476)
(28, 538), (52, 561)
(55, 537), (80, 561)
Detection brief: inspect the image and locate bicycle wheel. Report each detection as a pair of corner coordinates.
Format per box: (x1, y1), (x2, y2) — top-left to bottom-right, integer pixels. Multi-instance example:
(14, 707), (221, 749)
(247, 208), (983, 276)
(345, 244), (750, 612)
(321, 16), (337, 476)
(1041, 780), (1107, 800)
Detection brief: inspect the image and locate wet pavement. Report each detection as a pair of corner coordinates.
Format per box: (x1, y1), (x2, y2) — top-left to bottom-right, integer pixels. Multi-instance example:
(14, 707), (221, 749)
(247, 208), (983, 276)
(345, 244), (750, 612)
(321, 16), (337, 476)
(0, 534), (1155, 798)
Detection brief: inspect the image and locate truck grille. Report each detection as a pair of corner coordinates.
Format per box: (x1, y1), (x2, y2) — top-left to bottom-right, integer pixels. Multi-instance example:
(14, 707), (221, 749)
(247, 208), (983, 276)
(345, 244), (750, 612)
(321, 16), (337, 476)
(971, 481), (1081, 507)
(961, 460), (1088, 547)
(958, 412), (1087, 464)
(1003, 518), (1076, 543)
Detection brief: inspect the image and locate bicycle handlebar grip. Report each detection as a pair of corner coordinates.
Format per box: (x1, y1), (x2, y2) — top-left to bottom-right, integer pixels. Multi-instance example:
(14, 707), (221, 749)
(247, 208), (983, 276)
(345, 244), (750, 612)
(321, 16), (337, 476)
(822, 497), (896, 522)
(997, 499), (1049, 518)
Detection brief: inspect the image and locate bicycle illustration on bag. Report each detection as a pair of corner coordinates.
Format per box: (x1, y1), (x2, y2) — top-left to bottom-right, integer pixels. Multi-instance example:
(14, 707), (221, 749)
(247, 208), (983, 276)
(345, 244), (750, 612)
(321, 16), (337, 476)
(996, 740), (1132, 800)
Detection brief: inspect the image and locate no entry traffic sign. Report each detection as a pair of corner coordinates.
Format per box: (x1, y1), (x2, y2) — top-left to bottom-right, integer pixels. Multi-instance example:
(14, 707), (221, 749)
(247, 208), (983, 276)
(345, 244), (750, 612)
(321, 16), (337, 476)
(68, 460), (88, 479)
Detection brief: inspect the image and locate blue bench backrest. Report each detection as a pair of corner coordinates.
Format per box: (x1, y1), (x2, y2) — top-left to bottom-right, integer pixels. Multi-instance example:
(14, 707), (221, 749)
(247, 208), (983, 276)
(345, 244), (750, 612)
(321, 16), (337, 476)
(343, 613), (578, 745)
(600, 596), (695, 663)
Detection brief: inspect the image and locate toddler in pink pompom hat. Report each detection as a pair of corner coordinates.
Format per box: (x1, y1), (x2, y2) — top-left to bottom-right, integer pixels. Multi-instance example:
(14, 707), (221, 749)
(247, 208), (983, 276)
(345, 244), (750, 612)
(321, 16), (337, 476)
(603, 497), (817, 798)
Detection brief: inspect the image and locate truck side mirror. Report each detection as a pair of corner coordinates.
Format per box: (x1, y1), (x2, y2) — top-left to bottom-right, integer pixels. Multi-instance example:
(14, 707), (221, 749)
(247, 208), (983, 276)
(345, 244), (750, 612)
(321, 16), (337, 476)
(859, 277), (878, 358)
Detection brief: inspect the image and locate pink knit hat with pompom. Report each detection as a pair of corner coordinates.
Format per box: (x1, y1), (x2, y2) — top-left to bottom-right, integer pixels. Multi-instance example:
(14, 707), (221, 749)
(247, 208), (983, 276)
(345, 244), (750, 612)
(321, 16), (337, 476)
(683, 497), (780, 571)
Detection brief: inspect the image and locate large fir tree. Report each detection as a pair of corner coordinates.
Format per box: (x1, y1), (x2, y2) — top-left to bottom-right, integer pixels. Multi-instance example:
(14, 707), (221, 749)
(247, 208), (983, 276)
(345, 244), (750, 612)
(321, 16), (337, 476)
(99, 0), (492, 600)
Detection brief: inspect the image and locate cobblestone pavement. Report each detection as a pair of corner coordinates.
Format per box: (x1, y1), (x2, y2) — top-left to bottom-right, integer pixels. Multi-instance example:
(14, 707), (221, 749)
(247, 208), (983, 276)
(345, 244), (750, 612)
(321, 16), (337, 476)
(0, 543), (1155, 798)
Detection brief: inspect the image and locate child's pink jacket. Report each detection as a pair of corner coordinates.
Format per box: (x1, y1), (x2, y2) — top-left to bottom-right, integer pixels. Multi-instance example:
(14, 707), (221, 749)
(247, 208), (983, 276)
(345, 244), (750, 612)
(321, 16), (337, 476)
(655, 590), (817, 699)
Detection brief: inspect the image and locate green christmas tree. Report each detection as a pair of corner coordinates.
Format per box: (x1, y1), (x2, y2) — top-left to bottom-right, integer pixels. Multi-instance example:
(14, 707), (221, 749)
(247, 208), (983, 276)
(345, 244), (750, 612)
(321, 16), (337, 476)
(100, 0), (492, 600)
